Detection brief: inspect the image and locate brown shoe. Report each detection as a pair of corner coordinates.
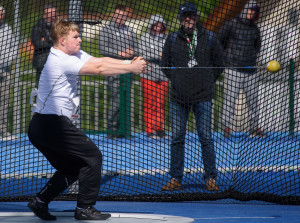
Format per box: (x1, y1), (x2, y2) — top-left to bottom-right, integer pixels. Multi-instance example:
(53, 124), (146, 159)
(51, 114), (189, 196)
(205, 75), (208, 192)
(205, 178), (220, 191)
(161, 178), (181, 191)
(250, 128), (268, 138)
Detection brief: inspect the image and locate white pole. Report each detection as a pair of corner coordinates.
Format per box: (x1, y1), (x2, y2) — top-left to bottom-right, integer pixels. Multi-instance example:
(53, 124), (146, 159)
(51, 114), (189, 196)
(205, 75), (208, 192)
(13, 0), (21, 134)
(69, 1), (83, 128)
(68, 0), (83, 35)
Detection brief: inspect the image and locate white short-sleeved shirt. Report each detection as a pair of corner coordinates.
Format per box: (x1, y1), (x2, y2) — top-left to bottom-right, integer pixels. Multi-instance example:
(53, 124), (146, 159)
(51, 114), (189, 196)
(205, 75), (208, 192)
(33, 47), (92, 118)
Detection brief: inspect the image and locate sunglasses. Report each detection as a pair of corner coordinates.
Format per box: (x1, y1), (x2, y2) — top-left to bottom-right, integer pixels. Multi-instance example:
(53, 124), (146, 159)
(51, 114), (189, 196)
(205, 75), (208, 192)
(180, 13), (198, 20)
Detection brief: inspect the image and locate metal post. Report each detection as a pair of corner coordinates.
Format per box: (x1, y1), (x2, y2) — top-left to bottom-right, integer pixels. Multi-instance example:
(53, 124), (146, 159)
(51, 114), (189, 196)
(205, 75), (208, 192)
(289, 59), (295, 136)
(13, 0), (21, 134)
(119, 74), (132, 138)
(68, 0), (83, 34)
(69, 0), (83, 129)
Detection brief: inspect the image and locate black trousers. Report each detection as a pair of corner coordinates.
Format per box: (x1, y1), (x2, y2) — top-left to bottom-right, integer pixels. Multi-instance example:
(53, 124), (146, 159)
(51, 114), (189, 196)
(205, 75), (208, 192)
(28, 113), (103, 208)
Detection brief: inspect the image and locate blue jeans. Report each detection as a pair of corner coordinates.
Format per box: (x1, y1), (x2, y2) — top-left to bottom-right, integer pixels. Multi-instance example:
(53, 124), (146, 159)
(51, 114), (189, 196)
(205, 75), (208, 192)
(169, 100), (217, 182)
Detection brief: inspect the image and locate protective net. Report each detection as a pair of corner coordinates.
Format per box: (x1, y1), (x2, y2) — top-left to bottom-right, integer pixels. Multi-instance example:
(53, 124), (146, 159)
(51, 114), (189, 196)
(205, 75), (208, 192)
(0, 0), (299, 205)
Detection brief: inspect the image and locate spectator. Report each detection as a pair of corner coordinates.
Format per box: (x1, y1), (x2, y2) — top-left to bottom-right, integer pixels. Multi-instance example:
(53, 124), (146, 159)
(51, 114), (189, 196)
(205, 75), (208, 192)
(218, 0), (267, 138)
(160, 3), (224, 191)
(99, 4), (138, 139)
(27, 20), (146, 221)
(138, 14), (169, 139)
(31, 4), (57, 87)
(0, 5), (18, 141)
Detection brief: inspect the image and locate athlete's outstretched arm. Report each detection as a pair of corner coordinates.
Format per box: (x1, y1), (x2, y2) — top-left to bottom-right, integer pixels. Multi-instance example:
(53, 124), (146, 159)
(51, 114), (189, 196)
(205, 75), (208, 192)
(79, 57), (146, 76)
(88, 56), (132, 64)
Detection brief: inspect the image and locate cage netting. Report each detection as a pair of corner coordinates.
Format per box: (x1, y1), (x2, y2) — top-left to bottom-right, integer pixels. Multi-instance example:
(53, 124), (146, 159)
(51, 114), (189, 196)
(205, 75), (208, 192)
(0, 0), (299, 205)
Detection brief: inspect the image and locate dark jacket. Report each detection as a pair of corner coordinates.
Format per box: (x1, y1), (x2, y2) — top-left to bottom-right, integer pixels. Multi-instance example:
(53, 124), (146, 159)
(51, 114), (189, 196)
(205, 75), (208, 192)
(31, 18), (53, 70)
(217, 3), (261, 73)
(160, 25), (224, 104)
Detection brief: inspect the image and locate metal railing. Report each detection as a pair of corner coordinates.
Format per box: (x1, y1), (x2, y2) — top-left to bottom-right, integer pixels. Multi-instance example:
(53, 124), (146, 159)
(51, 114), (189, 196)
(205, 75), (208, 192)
(11, 75), (299, 135)
(11, 77), (225, 134)
(11, 79), (148, 134)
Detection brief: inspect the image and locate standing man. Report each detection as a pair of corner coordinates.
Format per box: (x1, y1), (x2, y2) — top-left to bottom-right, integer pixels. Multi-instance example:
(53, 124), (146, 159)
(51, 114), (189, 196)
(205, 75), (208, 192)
(99, 4), (138, 139)
(27, 20), (146, 221)
(218, 0), (267, 138)
(160, 3), (224, 191)
(0, 5), (18, 141)
(31, 4), (57, 87)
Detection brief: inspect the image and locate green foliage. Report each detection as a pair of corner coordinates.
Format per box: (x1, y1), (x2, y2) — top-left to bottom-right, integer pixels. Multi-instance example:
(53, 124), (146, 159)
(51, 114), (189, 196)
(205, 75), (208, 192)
(3, 0), (222, 36)
(83, 0), (114, 14)
(81, 38), (101, 57)
(81, 38), (104, 81)
(20, 12), (40, 39)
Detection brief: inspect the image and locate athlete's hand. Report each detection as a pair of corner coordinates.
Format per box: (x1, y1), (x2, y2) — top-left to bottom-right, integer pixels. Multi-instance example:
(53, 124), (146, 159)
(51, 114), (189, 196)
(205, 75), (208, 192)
(131, 57), (146, 74)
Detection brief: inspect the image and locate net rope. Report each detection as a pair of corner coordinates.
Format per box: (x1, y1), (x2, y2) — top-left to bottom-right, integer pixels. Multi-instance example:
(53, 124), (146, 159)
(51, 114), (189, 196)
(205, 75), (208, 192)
(0, 0), (299, 205)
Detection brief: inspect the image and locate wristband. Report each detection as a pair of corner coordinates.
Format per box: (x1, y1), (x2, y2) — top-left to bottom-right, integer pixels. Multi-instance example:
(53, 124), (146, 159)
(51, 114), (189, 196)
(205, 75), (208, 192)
(122, 60), (131, 64)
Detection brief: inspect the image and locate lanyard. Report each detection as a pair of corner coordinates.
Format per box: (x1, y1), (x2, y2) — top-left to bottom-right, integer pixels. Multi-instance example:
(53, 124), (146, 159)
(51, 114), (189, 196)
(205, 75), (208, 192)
(186, 30), (197, 57)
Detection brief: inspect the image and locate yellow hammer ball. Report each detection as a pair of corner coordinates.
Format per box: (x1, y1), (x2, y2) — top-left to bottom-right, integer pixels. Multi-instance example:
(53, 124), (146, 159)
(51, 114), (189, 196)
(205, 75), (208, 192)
(267, 60), (281, 73)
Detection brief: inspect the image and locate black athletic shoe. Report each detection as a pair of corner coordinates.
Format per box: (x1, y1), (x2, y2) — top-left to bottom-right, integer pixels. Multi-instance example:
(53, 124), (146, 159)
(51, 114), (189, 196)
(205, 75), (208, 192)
(27, 197), (56, 220)
(74, 206), (111, 220)
(156, 130), (168, 139)
(107, 134), (125, 139)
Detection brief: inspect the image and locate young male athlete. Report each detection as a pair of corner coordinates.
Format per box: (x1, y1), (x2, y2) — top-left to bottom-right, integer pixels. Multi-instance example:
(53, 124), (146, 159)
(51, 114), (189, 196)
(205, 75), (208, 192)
(27, 20), (146, 221)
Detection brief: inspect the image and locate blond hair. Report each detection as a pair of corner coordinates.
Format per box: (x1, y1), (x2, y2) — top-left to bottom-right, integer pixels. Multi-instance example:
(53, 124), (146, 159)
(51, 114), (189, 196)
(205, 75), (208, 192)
(50, 20), (79, 44)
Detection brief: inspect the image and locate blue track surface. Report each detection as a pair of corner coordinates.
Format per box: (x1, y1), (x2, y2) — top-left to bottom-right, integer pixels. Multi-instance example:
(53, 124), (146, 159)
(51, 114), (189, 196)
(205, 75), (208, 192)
(0, 132), (299, 199)
(1, 200), (300, 223)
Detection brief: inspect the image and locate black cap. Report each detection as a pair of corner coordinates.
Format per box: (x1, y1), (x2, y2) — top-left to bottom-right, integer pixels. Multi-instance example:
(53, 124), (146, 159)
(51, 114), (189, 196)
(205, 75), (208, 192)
(178, 3), (198, 16)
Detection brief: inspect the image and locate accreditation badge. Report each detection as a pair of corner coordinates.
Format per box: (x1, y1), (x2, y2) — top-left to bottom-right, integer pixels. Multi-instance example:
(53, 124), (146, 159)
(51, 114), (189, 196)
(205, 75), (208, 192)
(188, 57), (197, 68)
